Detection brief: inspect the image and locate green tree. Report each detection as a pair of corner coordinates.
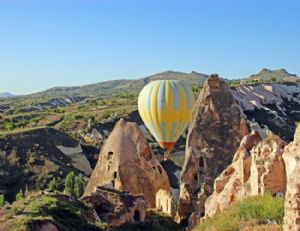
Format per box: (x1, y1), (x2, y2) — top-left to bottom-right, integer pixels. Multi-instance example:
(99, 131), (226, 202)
(64, 172), (75, 196)
(74, 175), (85, 198)
(15, 189), (24, 201)
(0, 194), (5, 206)
(48, 177), (59, 191)
(270, 77), (277, 82)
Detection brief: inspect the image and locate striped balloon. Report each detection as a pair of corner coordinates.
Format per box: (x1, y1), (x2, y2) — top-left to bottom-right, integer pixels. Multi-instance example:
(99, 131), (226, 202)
(138, 80), (195, 151)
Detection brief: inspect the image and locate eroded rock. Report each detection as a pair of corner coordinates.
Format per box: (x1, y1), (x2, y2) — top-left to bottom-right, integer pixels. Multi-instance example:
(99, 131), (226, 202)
(83, 119), (171, 207)
(81, 186), (147, 227)
(179, 74), (248, 219)
(204, 131), (286, 219)
(283, 125), (300, 231)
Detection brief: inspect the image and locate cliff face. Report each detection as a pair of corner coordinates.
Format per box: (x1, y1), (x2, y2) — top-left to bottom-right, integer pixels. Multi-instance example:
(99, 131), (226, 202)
(203, 131), (286, 220)
(83, 119), (171, 208)
(283, 125), (300, 231)
(232, 83), (300, 141)
(179, 74), (248, 219)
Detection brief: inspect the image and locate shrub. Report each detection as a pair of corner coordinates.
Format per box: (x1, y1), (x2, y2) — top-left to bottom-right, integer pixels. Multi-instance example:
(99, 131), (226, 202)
(74, 176), (85, 198)
(16, 189), (24, 201)
(64, 172), (75, 196)
(48, 177), (59, 191)
(74, 114), (84, 120)
(0, 194), (5, 206)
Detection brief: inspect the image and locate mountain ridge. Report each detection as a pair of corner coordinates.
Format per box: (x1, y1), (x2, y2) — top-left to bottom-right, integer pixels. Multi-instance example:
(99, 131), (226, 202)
(3, 68), (300, 98)
(0, 92), (15, 99)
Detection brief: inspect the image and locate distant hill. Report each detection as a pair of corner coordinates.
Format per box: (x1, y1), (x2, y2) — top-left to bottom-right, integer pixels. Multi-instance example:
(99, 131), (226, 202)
(244, 68), (300, 83)
(6, 68), (300, 99)
(0, 92), (15, 98)
(31, 71), (208, 97)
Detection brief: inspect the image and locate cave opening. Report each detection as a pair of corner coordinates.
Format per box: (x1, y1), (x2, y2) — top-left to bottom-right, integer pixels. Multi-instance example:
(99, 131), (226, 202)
(134, 210), (141, 222)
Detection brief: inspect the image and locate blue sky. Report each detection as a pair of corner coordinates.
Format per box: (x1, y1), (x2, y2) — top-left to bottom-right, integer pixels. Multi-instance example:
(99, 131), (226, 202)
(0, 0), (299, 94)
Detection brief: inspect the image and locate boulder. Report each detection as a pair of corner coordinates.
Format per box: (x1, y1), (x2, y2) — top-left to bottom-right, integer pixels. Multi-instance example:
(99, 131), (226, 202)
(83, 119), (171, 207)
(179, 74), (248, 219)
(283, 125), (300, 231)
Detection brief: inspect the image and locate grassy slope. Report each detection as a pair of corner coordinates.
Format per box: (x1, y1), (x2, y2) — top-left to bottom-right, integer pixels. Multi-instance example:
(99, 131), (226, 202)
(0, 192), (102, 231)
(195, 194), (284, 231)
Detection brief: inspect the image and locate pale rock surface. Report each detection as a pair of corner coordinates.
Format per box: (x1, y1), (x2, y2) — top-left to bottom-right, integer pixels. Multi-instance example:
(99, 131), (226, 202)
(283, 125), (300, 231)
(156, 189), (176, 217)
(56, 144), (93, 175)
(179, 74), (248, 219)
(83, 119), (171, 207)
(231, 83), (300, 141)
(204, 131), (286, 219)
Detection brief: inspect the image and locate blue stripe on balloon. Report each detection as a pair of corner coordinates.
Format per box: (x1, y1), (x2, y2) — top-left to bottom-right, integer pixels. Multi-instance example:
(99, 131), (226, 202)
(178, 81), (191, 110)
(170, 80), (180, 110)
(157, 80), (166, 110)
(169, 121), (177, 141)
(160, 122), (167, 141)
(145, 81), (156, 110)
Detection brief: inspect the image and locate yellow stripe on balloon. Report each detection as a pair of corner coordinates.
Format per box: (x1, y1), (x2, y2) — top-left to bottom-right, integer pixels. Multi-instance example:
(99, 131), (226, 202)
(138, 80), (195, 150)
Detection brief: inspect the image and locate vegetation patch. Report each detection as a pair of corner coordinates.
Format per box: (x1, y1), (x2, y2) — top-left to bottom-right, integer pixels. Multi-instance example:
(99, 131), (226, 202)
(195, 193), (284, 231)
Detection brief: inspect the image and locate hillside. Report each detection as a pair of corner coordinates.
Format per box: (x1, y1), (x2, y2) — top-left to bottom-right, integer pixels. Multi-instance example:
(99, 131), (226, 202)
(0, 127), (98, 202)
(0, 93), (15, 99)
(244, 68), (300, 83)
(30, 71), (208, 97)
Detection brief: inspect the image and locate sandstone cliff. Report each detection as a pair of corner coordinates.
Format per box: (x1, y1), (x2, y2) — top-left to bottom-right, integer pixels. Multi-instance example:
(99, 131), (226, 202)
(203, 131), (286, 220)
(83, 119), (171, 207)
(179, 74), (248, 219)
(283, 125), (300, 231)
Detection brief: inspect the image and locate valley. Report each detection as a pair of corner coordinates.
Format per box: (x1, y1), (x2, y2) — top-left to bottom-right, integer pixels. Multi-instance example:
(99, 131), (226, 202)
(1, 69), (300, 231)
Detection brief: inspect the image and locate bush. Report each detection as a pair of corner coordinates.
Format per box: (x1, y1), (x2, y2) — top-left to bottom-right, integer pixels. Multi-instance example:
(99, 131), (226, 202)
(0, 194), (5, 206)
(48, 177), (59, 191)
(74, 176), (85, 198)
(196, 193), (284, 231)
(5, 121), (15, 130)
(74, 114), (84, 120)
(64, 172), (75, 196)
(16, 189), (24, 201)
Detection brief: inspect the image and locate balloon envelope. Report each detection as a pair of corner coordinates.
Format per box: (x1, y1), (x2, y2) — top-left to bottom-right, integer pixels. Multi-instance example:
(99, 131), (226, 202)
(138, 80), (195, 151)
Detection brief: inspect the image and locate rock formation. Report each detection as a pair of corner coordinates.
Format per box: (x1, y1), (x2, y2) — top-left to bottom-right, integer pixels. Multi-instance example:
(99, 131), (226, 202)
(283, 125), (300, 231)
(56, 144), (93, 175)
(179, 74), (248, 219)
(232, 83), (300, 141)
(81, 186), (147, 227)
(156, 189), (176, 217)
(204, 131), (286, 219)
(83, 119), (171, 207)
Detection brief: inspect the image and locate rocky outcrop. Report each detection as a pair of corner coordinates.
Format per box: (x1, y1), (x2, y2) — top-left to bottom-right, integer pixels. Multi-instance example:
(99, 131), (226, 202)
(204, 131), (286, 219)
(156, 189), (176, 217)
(83, 119), (171, 207)
(283, 125), (300, 231)
(250, 131), (286, 195)
(27, 220), (59, 231)
(56, 144), (93, 175)
(81, 186), (147, 227)
(232, 83), (300, 141)
(179, 74), (248, 219)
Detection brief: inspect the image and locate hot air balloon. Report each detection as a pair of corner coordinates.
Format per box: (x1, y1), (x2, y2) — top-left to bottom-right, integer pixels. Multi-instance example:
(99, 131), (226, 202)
(138, 80), (195, 157)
